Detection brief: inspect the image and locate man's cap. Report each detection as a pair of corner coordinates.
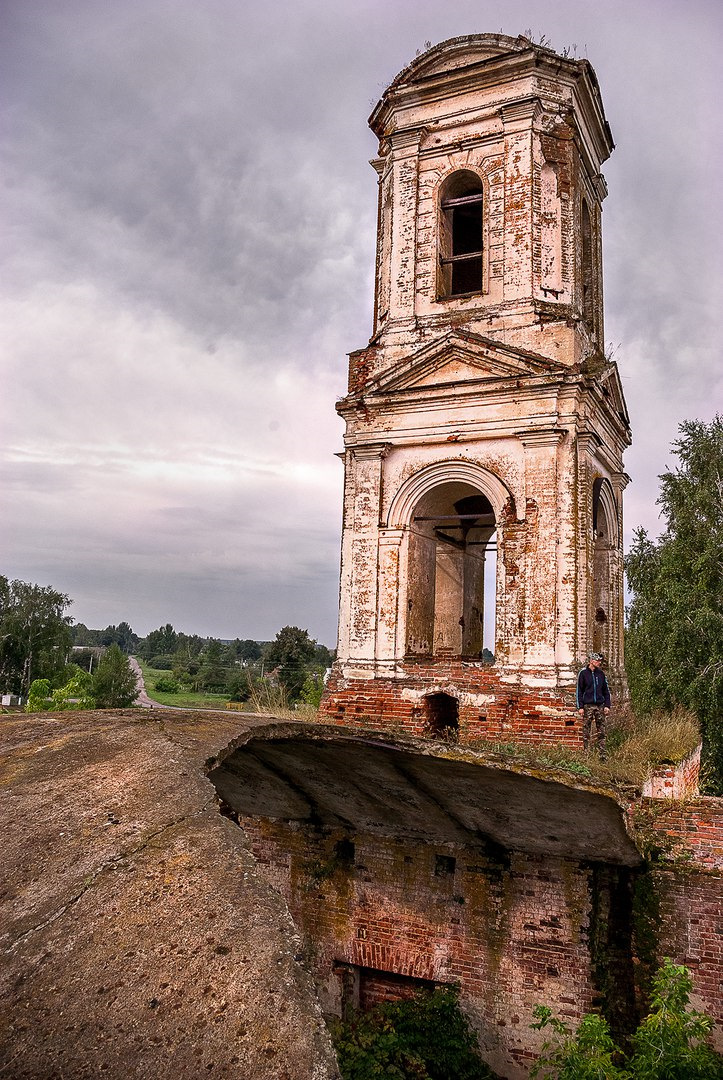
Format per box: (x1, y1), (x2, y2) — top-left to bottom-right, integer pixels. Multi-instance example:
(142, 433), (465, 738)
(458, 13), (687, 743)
(589, 652), (604, 661)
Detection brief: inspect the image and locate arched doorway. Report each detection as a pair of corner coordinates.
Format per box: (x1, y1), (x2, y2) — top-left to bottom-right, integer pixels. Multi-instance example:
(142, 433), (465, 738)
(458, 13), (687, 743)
(406, 481), (496, 658)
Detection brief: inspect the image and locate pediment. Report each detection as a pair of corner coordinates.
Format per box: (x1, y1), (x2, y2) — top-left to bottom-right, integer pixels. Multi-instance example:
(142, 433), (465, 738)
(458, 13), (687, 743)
(387, 34), (526, 91)
(367, 331), (565, 397)
(597, 362), (631, 429)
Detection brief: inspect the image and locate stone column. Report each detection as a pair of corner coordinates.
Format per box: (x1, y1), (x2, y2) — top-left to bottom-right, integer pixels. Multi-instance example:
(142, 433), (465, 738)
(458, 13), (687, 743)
(519, 429), (564, 673)
(343, 443), (389, 663)
(386, 129), (423, 326)
(376, 529), (404, 665)
(609, 470), (630, 677)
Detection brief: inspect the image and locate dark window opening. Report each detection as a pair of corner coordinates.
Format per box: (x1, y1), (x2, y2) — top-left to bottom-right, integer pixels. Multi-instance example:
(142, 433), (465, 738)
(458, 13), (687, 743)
(335, 963), (440, 1015)
(434, 854), (456, 877)
(439, 172), (484, 298)
(424, 693), (459, 738)
(335, 838), (355, 864)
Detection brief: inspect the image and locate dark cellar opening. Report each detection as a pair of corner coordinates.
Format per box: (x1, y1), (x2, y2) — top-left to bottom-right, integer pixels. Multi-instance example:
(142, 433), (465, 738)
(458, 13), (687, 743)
(424, 692), (459, 738)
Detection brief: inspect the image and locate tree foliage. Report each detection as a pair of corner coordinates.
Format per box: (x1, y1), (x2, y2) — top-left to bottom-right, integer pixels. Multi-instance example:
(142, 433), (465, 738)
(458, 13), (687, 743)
(625, 417), (723, 791)
(265, 625), (320, 700)
(0, 576), (73, 697)
(71, 621), (139, 652)
(92, 644), (138, 708)
(530, 959), (722, 1079)
(627, 959), (722, 1079)
(26, 669), (96, 712)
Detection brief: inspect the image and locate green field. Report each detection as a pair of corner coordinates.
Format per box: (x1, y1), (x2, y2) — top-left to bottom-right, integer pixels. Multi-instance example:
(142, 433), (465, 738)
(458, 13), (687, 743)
(136, 659), (231, 710)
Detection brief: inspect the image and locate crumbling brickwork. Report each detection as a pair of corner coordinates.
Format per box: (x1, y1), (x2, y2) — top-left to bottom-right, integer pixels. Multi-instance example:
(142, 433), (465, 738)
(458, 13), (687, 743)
(323, 658), (581, 746)
(239, 817), (636, 1078)
(643, 798), (723, 1036)
(208, 724), (721, 1075)
(321, 34), (631, 741)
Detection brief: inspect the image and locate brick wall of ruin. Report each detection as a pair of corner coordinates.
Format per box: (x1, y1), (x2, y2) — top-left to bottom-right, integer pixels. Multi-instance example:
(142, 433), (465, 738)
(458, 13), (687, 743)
(319, 659), (582, 748)
(239, 816), (638, 1078)
(643, 798), (723, 1041)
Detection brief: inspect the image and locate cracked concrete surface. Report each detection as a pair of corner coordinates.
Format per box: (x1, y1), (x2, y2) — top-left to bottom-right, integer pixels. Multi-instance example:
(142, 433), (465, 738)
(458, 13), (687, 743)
(0, 710), (340, 1080)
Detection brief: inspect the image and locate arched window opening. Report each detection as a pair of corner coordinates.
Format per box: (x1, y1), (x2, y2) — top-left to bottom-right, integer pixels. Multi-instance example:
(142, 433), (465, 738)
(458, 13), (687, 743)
(439, 171), (484, 298)
(407, 481), (496, 659)
(424, 693), (459, 739)
(581, 199), (594, 326)
(591, 479), (615, 658)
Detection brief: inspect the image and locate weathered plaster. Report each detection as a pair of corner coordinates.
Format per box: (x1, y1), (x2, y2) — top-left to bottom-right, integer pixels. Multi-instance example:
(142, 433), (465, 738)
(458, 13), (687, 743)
(322, 33), (631, 740)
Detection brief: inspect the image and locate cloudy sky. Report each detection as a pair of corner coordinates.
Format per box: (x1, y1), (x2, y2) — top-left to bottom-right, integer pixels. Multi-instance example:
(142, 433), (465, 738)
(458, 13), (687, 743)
(2, 0), (721, 646)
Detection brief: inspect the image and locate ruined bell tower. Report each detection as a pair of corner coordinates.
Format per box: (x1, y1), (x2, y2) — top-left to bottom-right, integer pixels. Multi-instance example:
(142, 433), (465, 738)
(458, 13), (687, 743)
(320, 34), (631, 744)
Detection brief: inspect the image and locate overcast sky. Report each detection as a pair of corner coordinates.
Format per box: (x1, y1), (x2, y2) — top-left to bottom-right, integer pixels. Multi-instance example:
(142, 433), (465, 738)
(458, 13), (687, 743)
(2, 0), (721, 646)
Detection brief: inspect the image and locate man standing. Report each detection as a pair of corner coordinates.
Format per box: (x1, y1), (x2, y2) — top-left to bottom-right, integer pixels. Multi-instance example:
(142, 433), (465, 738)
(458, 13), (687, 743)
(577, 652), (611, 756)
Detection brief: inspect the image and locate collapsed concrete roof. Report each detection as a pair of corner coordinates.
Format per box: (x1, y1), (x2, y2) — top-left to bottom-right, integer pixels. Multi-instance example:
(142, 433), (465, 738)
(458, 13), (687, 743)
(208, 722), (642, 867)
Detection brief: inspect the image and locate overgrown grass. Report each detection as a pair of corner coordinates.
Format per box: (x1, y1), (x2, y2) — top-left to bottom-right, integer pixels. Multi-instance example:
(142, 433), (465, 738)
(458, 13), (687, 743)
(136, 660), (229, 710)
(605, 704), (701, 786)
(243, 677), (318, 721)
(467, 704), (701, 790)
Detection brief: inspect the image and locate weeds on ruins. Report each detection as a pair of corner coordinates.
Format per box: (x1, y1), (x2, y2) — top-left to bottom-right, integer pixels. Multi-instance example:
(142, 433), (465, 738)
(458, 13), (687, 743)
(330, 986), (498, 1079)
(530, 959), (723, 1079)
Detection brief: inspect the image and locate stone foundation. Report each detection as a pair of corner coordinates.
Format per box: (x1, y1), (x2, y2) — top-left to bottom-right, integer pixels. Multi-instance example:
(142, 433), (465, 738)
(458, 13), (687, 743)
(320, 659), (582, 748)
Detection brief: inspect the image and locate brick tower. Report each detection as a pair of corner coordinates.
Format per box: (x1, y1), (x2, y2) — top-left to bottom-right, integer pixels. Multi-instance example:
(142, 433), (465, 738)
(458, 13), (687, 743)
(320, 34), (631, 744)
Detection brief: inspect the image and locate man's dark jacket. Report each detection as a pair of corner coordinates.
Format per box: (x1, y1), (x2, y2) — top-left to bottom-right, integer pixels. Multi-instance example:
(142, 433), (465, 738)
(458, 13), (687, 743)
(576, 665), (611, 709)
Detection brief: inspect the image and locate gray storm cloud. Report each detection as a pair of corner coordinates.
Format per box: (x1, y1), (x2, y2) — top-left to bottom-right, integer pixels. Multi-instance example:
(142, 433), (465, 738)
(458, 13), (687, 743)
(2, 0), (721, 642)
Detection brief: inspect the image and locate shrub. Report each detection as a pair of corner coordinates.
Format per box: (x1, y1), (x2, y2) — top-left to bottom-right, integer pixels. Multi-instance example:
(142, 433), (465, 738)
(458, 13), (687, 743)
(530, 959), (723, 1079)
(627, 959), (722, 1079)
(530, 1009), (620, 1079)
(154, 676), (180, 693)
(330, 986), (497, 1080)
(51, 672), (95, 710)
(300, 672), (324, 709)
(148, 654), (176, 670)
(26, 678), (51, 712)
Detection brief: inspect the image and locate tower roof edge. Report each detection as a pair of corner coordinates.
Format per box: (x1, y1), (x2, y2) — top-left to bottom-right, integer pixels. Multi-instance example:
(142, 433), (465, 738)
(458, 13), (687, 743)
(369, 33), (612, 158)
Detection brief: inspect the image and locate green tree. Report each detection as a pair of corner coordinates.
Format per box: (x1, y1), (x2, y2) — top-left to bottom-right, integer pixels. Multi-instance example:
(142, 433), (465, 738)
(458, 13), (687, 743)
(625, 417), (723, 792)
(0, 577), (73, 697)
(26, 678), (51, 712)
(265, 626), (318, 700)
(51, 671), (96, 711)
(198, 638), (228, 691)
(141, 623), (178, 660)
(100, 621), (139, 653)
(71, 622), (101, 646)
(92, 644), (138, 708)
